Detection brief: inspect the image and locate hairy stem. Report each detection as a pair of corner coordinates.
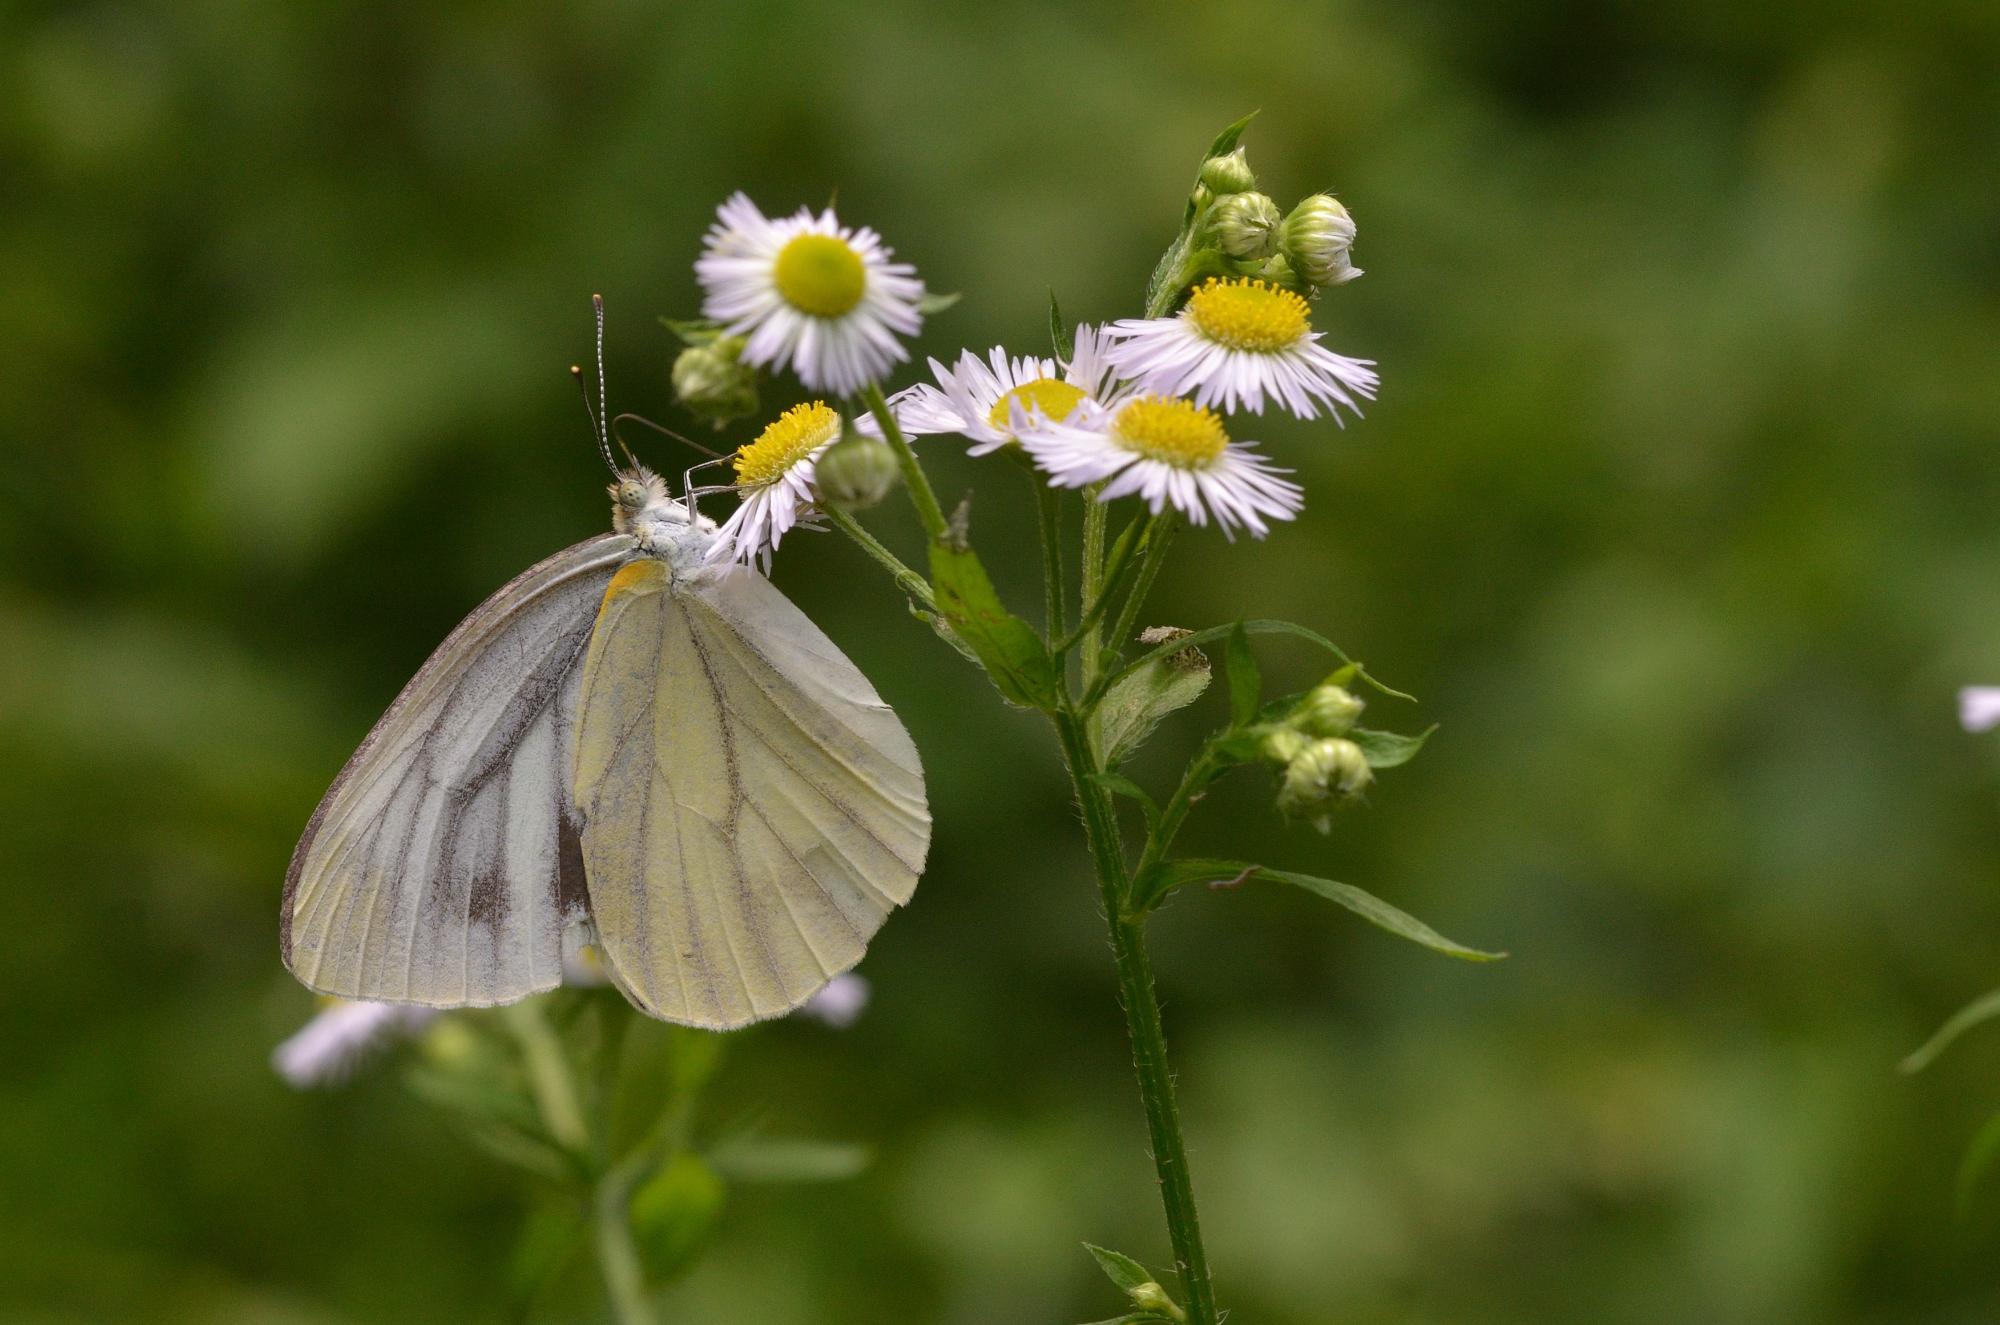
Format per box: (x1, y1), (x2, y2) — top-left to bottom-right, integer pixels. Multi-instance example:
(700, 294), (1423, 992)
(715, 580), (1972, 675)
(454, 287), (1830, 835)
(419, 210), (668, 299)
(1032, 471), (1066, 639)
(1097, 517), (1177, 671)
(861, 382), (947, 540)
(1079, 492), (1109, 688)
(1053, 710), (1219, 1324)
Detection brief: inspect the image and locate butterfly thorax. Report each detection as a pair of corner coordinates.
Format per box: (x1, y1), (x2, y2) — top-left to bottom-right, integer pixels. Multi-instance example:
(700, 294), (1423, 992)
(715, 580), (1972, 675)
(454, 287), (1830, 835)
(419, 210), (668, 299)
(609, 466), (716, 572)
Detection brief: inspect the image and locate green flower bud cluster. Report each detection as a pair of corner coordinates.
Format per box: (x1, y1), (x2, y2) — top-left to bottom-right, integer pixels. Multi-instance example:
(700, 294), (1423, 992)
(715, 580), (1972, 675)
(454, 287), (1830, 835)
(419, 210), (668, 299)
(671, 333), (759, 427)
(1168, 129), (1364, 305)
(1260, 675), (1371, 833)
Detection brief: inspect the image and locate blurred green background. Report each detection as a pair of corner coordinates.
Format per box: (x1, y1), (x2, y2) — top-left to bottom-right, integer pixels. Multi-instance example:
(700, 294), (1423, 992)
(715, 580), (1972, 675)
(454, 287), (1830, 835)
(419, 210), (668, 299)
(5, 1), (2000, 1321)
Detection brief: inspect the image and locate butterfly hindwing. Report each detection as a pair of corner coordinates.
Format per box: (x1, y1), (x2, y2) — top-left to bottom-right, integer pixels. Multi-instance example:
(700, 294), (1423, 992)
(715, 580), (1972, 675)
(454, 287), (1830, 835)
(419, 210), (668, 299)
(571, 558), (929, 1029)
(282, 534), (633, 1006)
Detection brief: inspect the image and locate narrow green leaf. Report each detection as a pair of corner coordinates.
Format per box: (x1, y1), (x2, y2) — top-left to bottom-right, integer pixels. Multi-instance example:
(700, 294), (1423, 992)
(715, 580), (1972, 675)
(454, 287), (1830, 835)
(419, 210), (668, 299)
(706, 1138), (872, 1184)
(929, 540), (1061, 709)
(917, 290), (963, 315)
(1956, 1109), (2000, 1216)
(1203, 111), (1259, 161)
(1224, 623), (1259, 726)
(1259, 866), (1506, 961)
(1076, 1316), (1174, 1325)
(1900, 987), (2000, 1074)
(658, 316), (721, 346)
(1348, 725), (1437, 769)
(1097, 619), (1411, 705)
(1131, 859), (1505, 960)
(1083, 1243), (1153, 1293)
(1049, 289), (1074, 361)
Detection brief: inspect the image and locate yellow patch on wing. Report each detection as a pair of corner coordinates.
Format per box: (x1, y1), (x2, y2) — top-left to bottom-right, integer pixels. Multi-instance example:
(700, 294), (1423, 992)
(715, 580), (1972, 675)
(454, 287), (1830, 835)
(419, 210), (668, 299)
(600, 558), (667, 610)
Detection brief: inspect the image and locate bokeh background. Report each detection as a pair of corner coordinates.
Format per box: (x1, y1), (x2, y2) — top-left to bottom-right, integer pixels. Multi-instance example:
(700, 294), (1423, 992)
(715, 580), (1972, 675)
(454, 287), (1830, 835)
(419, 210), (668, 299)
(5, 1), (1999, 1321)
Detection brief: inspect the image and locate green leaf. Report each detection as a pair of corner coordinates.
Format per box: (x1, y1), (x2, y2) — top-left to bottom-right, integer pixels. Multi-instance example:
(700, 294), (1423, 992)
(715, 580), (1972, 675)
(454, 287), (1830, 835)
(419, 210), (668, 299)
(1097, 619), (1411, 706)
(917, 290), (962, 315)
(1203, 111), (1259, 162)
(929, 539), (1061, 709)
(706, 1138), (872, 1184)
(1083, 1243), (1154, 1293)
(1348, 725), (1437, 769)
(628, 1153), (726, 1281)
(1090, 770), (1161, 832)
(1956, 1109), (2000, 1216)
(1098, 643), (1210, 766)
(1076, 1316), (1175, 1325)
(1900, 986), (2000, 1074)
(1224, 623), (1259, 726)
(1131, 859), (1505, 960)
(1049, 289), (1074, 361)
(658, 316), (721, 346)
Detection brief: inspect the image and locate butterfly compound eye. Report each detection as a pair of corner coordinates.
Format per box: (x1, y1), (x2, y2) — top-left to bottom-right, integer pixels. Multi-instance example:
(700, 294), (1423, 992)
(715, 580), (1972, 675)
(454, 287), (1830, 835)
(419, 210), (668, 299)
(616, 479), (650, 510)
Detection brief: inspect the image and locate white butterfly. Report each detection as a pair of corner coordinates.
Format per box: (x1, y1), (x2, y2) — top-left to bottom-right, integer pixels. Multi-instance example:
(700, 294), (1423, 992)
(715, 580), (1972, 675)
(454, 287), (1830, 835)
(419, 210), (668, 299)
(282, 425), (929, 1030)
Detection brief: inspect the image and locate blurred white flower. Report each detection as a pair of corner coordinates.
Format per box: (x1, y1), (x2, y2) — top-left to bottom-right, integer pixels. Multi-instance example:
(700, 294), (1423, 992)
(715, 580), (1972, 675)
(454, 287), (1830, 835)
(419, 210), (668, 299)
(1105, 277), (1376, 419)
(870, 323), (1122, 457)
(696, 194), (924, 397)
(797, 973), (870, 1029)
(1961, 687), (2000, 733)
(710, 401), (842, 566)
(1020, 394), (1303, 538)
(273, 1000), (437, 1089)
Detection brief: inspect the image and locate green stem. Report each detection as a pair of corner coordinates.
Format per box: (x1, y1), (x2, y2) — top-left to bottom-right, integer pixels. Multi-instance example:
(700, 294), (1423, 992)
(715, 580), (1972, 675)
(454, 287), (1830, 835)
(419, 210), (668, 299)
(823, 506), (936, 610)
(1079, 491), (1109, 688)
(1031, 469), (1065, 639)
(1053, 710), (1219, 1325)
(502, 1002), (589, 1155)
(1056, 514), (1149, 655)
(1097, 517), (1177, 671)
(594, 1170), (657, 1325)
(861, 382), (947, 540)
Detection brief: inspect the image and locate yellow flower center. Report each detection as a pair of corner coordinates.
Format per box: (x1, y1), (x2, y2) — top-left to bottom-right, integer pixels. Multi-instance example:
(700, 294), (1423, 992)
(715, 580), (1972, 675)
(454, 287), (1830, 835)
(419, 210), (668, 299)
(773, 234), (866, 318)
(986, 377), (1088, 432)
(1185, 277), (1310, 352)
(733, 401), (840, 486)
(1112, 396), (1229, 469)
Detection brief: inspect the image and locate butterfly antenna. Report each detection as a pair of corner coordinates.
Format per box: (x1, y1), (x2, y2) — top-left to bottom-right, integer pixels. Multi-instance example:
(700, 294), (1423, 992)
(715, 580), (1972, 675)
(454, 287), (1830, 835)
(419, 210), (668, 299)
(570, 365), (616, 478)
(592, 294), (617, 475)
(612, 411), (726, 460)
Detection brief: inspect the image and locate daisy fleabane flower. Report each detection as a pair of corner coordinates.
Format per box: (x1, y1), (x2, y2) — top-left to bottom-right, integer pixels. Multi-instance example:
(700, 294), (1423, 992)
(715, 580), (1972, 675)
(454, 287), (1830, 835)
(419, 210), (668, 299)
(1962, 687), (2000, 733)
(272, 999), (438, 1089)
(1019, 394), (1303, 538)
(865, 323), (1122, 456)
(711, 401), (842, 566)
(696, 194), (924, 397)
(1105, 277), (1378, 420)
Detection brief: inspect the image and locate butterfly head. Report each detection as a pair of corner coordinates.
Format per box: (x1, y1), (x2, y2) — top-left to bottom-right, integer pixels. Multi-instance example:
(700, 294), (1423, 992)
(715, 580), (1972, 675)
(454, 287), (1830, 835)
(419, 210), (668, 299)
(609, 464), (675, 535)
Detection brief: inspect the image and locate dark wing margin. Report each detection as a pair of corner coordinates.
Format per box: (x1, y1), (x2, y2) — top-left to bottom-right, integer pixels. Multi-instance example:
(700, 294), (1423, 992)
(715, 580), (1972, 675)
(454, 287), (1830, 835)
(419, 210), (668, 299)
(282, 533), (632, 1007)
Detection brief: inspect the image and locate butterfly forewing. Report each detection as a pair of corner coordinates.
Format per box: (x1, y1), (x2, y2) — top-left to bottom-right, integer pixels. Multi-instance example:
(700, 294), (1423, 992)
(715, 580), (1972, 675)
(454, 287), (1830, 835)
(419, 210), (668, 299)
(283, 534), (633, 1006)
(571, 559), (929, 1029)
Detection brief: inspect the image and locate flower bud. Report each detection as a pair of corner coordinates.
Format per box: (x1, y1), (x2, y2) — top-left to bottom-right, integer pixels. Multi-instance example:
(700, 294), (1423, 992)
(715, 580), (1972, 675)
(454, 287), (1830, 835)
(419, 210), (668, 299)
(1277, 736), (1372, 830)
(1260, 726), (1309, 766)
(1129, 1282), (1185, 1320)
(814, 422), (901, 511)
(1282, 194), (1362, 287)
(671, 335), (758, 426)
(1210, 191), (1283, 260)
(1298, 682), (1365, 736)
(1199, 147), (1256, 196)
